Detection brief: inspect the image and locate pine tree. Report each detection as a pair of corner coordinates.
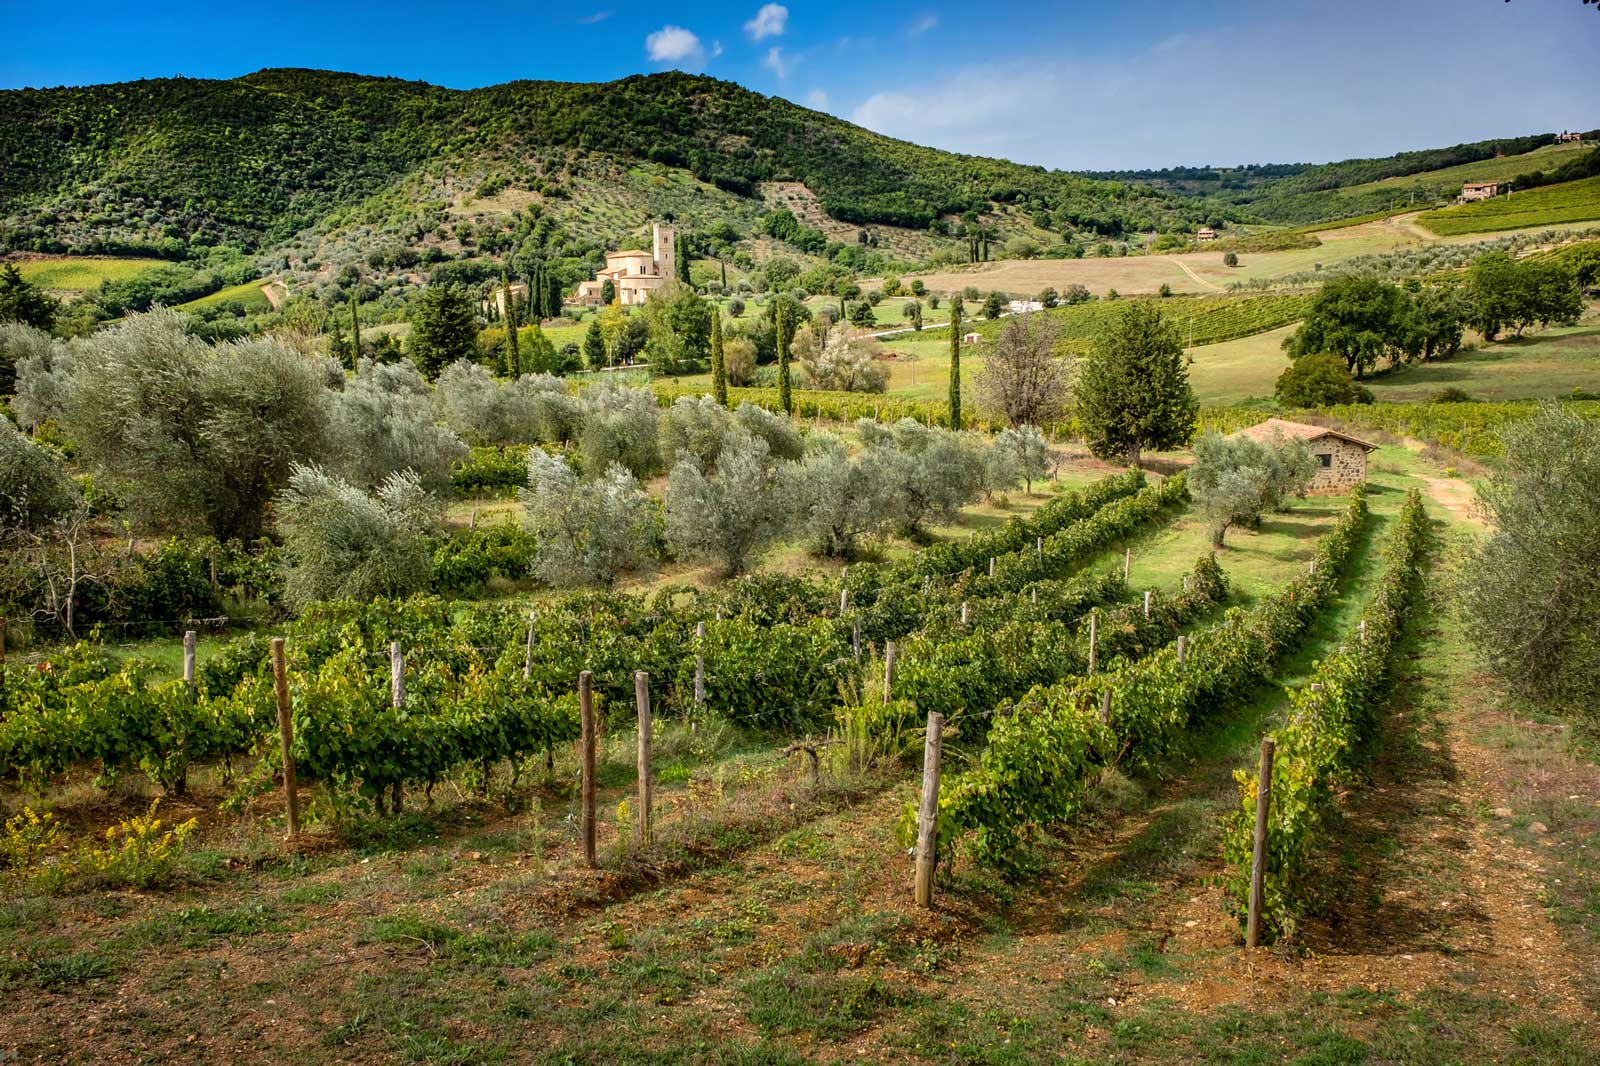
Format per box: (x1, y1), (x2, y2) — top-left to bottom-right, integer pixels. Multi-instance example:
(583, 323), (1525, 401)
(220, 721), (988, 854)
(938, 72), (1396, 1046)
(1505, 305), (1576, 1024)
(776, 301), (793, 416)
(583, 320), (606, 370)
(948, 299), (963, 428)
(710, 309), (729, 408)
(1076, 303), (1198, 467)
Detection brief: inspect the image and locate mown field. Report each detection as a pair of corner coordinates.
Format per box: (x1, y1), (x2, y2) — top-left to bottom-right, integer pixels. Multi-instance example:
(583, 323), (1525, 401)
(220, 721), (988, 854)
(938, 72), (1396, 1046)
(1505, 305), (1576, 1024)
(1418, 176), (1600, 237)
(4, 441), (1597, 1065)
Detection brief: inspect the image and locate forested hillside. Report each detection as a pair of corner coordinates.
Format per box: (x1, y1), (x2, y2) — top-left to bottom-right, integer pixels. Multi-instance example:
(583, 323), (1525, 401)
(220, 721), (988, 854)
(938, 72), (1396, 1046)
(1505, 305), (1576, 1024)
(0, 68), (1203, 260)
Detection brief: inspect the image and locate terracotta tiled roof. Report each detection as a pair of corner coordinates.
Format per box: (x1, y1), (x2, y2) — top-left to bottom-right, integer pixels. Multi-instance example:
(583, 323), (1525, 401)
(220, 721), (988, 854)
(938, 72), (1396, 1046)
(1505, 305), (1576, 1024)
(1229, 417), (1379, 451)
(606, 249), (652, 258)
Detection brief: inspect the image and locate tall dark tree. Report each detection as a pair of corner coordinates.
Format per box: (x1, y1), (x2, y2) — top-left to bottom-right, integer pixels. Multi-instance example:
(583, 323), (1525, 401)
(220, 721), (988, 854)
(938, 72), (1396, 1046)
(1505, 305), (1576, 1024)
(583, 319), (606, 370)
(545, 272), (563, 320)
(983, 291), (1005, 320)
(710, 309), (729, 407)
(1077, 303), (1197, 467)
(948, 299), (963, 428)
(349, 295), (362, 364)
(674, 237), (691, 287)
(720, 260), (728, 290)
(776, 300), (793, 416)
(0, 264), (58, 331)
(600, 277), (616, 305)
(406, 284), (478, 379)
(502, 273), (521, 376)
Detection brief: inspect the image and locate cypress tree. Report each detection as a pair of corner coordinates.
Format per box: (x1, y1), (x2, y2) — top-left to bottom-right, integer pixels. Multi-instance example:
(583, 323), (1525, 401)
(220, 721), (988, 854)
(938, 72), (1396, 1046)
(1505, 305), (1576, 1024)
(776, 301), (793, 416)
(710, 309), (728, 408)
(503, 272), (521, 376)
(349, 296), (361, 365)
(675, 237), (690, 286)
(948, 299), (963, 429)
(546, 273), (562, 319)
(720, 260), (727, 290)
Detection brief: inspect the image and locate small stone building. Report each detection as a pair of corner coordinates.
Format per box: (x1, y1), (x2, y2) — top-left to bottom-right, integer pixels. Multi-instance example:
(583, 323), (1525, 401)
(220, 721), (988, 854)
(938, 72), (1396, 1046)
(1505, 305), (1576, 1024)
(1460, 181), (1500, 202)
(1195, 227), (1217, 242)
(1229, 418), (1377, 494)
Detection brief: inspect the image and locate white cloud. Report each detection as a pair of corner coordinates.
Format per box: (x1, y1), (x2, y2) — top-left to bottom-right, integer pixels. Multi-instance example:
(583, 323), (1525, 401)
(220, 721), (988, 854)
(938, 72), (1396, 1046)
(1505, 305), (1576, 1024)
(805, 88), (829, 110)
(578, 10), (612, 24)
(909, 13), (938, 36)
(710, 40), (724, 58)
(745, 3), (788, 41)
(646, 25), (706, 66)
(764, 46), (788, 78)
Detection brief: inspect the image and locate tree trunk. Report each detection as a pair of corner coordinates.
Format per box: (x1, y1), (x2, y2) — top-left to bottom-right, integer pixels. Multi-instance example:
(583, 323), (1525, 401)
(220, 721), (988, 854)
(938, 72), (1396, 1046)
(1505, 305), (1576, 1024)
(1127, 441), (1142, 469)
(1211, 523), (1228, 549)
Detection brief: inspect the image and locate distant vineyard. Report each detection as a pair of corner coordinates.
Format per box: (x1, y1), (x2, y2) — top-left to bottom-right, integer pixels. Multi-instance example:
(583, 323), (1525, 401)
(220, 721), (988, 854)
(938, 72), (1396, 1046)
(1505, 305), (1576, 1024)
(1417, 176), (1600, 237)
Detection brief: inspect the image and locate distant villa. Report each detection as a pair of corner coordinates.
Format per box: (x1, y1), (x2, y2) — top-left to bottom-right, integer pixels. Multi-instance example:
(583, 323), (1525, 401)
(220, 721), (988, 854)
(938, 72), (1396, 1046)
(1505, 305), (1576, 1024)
(576, 223), (677, 306)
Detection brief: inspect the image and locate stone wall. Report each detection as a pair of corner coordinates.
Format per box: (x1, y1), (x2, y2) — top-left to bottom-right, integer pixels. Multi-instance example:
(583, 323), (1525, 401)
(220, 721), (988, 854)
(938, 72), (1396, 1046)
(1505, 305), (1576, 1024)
(1306, 437), (1368, 493)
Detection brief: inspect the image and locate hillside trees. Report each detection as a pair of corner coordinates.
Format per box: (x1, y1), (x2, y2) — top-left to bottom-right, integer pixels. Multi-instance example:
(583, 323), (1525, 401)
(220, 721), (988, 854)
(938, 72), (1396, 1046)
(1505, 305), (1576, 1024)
(275, 465), (441, 609)
(1283, 276), (1416, 377)
(1075, 303), (1197, 467)
(711, 310), (729, 406)
(0, 418), (79, 533)
(1465, 252), (1583, 341)
(406, 284), (478, 379)
(976, 313), (1072, 429)
(948, 298), (963, 428)
(1188, 431), (1316, 547)
(0, 320), (52, 398)
(57, 311), (331, 540)
(783, 434), (899, 557)
(1461, 405), (1600, 718)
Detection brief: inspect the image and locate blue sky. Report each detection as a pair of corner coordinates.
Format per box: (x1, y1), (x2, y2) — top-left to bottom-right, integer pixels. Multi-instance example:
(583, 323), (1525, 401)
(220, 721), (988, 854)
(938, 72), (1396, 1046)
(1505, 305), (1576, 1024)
(2, 1), (1595, 170)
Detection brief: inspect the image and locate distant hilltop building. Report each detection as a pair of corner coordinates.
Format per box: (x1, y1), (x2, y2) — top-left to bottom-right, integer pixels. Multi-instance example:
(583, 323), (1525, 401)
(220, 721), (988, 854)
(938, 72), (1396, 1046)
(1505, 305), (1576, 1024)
(1195, 227), (1218, 242)
(485, 281), (528, 318)
(1556, 130), (1584, 144)
(576, 223), (677, 306)
(1007, 299), (1044, 314)
(1460, 181), (1501, 202)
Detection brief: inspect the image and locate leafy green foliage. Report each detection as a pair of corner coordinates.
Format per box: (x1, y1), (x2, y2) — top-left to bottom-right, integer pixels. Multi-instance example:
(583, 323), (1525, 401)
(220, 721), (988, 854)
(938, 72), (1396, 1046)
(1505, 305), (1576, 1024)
(521, 450), (659, 587)
(1464, 252), (1582, 342)
(664, 425), (790, 575)
(1282, 275), (1418, 377)
(406, 285), (479, 379)
(1273, 353), (1373, 407)
(1188, 431), (1317, 547)
(0, 263), (57, 330)
(0, 417), (78, 531)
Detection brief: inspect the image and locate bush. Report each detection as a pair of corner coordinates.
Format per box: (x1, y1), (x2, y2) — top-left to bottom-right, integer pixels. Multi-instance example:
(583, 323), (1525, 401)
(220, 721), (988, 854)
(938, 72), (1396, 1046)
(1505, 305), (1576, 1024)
(1188, 430), (1316, 546)
(1274, 352), (1373, 407)
(333, 358), (466, 492)
(664, 426), (789, 575)
(0, 418), (79, 531)
(522, 450), (659, 587)
(660, 394), (734, 468)
(782, 433), (900, 557)
(733, 401), (804, 461)
(576, 384), (663, 478)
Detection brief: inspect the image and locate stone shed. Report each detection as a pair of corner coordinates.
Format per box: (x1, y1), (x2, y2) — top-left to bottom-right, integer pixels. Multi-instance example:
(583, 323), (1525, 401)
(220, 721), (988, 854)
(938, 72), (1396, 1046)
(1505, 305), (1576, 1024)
(1229, 418), (1377, 494)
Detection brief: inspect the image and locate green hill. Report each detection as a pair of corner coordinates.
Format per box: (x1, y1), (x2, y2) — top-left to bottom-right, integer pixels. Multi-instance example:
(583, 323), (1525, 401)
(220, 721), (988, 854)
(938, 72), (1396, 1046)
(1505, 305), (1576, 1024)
(1417, 175), (1600, 236)
(0, 68), (1205, 264)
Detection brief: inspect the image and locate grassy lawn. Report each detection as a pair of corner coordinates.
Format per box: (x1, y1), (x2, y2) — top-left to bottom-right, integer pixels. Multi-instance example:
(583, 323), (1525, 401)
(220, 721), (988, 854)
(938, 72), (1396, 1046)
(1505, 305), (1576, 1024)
(1367, 320), (1600, 402)
(10, 256), (165, 290)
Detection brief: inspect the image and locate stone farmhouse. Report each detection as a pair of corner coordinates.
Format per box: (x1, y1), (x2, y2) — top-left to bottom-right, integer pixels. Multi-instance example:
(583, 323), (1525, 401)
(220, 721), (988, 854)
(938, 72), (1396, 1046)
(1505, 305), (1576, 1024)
(1460, 181), (1501, 202)
(1557, 130), (1584, 144)
(1229, 418), (1377, 494)
(1195, 227), (1218, 242)
(575, 223), (677, 306)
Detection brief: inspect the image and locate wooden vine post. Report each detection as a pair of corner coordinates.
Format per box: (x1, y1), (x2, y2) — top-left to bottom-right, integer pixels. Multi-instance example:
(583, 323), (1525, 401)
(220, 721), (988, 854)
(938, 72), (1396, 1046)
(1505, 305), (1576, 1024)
(635, 671), (653, 846)
(1036, 536), (1043, 558)
(694, 622), (706, 706)
(988, 557), (995, 578)
(883, 641), (897, 703)
(0, 615), (6, 667)
(1087, 609), (1099, 674)
(913, 711), (944, 908)
(1143, 590), (1152, 619)
(390, 641), (405, 708)
(1246, 737), (1276, 948)
(182, 630), (197, 688)
(1123, 549), (1131, 582)
(270, 638), (300, 840)
(523, 611), (536, 680)
(1176, 634), (1187, 666)
(960, 601), (968, 626)
(579, 670), (597, 868)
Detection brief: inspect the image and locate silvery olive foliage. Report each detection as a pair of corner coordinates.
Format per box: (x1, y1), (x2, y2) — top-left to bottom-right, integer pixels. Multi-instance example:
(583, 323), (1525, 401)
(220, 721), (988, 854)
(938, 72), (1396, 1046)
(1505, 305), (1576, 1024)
(664, 425), (791, 576)
(332, 357), (466, 492)
(522, 448), (659, 587)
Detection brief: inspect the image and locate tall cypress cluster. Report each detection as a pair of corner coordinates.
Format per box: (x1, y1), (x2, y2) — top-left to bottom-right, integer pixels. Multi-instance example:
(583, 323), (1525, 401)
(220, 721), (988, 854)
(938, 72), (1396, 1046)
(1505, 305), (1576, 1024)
(776, 300), (793, 416)
(502, 272), (521, 376)
(710, 308), (728, 407)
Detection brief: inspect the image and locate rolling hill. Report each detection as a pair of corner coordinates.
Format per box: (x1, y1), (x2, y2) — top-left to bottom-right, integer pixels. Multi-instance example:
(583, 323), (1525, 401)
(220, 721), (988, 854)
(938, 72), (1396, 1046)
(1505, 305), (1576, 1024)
(0, 68), (1207, 265)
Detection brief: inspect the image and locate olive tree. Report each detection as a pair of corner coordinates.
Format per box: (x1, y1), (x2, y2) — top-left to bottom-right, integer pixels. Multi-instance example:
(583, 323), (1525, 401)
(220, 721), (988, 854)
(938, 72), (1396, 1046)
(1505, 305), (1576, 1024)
(1188, 431), (1315, 547)
(0, 321), (54, 398)
(331, 358), (466, 492)
(7, 326), (69, 430)
(664, 425), (790, 576)
(274, 464), (442, 609)
(58, 311), (333, 540)
(734, 401), (804, 461)
(1461, 405), (1600, 717)
(868, 419), (984, 533)
(522, 449), (659, 587)
(576, 384), (662, 478)
(782, 433), (899, 558)
(435, 359), (542, 445)
(660, 394), (734, 468)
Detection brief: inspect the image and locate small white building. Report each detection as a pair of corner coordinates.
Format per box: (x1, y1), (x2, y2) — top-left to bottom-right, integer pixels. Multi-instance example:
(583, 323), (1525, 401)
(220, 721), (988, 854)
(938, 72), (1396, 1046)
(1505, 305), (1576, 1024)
(962, 332), (981, 345)
(1007, 299), (1044, 314)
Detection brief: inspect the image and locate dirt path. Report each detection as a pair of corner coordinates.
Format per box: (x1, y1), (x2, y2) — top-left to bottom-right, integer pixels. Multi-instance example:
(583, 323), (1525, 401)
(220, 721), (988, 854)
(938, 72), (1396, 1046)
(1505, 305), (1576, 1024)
(1420, 474), (1481, 525)
(1173, 256), (1224, 292)
(1388, 209), (1438, 242)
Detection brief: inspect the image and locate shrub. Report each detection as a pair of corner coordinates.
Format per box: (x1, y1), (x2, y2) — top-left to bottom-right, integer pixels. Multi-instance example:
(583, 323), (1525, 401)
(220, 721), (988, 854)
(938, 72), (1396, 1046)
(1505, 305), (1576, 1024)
(0, 320), (54, 398)
(1274, 352), (1373, 407)
(664, 426), (789, 575)
(733, 401), (804, 461)
(576, 384), (662, 478)
(782, 433), (900, 557)
(332, 358), (466, 492)
(522, 450), (659, 587)
(83, 800), (198, 889)
(0, 418), (80, 532)
(435, 359), (542, 445)
(660, 394), (735, 468)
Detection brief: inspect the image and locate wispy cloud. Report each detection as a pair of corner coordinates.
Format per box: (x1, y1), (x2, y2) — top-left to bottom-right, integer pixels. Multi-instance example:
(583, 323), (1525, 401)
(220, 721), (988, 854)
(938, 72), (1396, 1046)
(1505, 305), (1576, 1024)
(763, 46), (788, 78)
(909, 13), (938, 36)
(645, 25), (707, 66)
(577, 10), (612, 25)
(745, 4), (788, 41)
(805, 88), (829, 111)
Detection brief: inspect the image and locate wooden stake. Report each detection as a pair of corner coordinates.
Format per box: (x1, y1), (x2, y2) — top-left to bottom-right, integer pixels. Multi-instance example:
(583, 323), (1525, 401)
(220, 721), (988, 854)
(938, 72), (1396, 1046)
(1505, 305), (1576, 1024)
(635, 671), (652, 846)
(960, 601), (968, 625)
(390, 641), (405, 708)
(1036, 536), (1043, 558)
(1358, 620), (1367, 645)
(1177, 634), (1187, 665)
(884, 641), (897, 703)
(182, 629), (197, 688)
(694, 622), (706, 706)
(852, 617), (861, 662)
(1246, 737), (1275, 948)
(1088, 609), (1098, 674)
(579, 671), (596, 868)
(1143, 590), (1152, 619)
(913, 711), (944, 908)
(988, 556), (995, 578)
(1182, 574), (1190, 594)
(523, 611), (536, 680)
(840, 587), (850, 614)
(1031, 588), (1037, 606)
(270, 638), (300, 839)
(1099, 689), (1112, 725)
(1309, 559), (1317, 576)
(1123, 549), (1131, 581)
(0, 615), (6, 667)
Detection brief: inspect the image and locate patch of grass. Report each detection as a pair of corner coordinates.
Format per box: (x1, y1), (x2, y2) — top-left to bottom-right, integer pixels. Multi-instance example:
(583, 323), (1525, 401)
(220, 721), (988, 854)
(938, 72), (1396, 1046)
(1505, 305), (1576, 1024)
(12, 256), (164, 290)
